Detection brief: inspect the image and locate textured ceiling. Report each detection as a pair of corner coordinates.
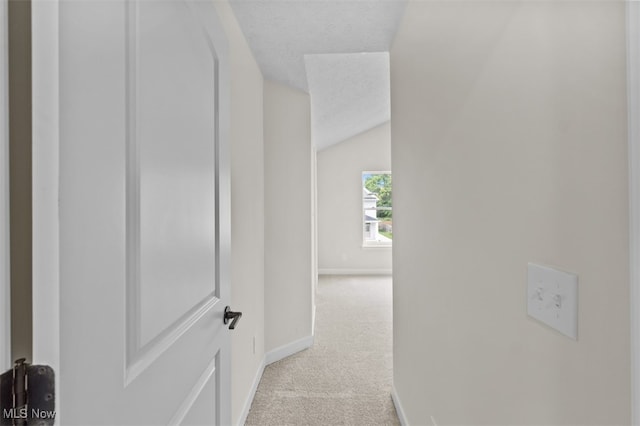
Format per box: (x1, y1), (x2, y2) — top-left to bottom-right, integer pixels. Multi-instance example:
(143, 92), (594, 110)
(229, 0), (406, 149)
(305, 52), (390, 150)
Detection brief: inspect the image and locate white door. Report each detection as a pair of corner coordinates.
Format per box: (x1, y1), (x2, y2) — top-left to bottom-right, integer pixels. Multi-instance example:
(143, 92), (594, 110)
(31, 0), (233, 424)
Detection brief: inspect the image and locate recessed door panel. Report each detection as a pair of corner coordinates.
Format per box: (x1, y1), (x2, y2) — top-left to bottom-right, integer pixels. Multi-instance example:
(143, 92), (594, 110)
(135, 0), (218, 346)
(175, 355), (218, 426)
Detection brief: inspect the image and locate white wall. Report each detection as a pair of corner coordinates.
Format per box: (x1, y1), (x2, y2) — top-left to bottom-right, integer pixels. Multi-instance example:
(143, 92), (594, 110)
(317, 122), (392, 274)
(391, 2), (630, 424)
(264, 79), (313, 352)
(311, 148), (317, 328)
(213, 3), (265, 425)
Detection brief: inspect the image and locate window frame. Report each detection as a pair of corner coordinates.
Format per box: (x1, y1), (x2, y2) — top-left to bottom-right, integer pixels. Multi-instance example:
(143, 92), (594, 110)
(362, 170), (392, 248)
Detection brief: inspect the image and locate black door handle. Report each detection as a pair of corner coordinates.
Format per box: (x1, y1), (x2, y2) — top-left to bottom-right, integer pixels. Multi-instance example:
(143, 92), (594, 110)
(224, 306), (242, 330)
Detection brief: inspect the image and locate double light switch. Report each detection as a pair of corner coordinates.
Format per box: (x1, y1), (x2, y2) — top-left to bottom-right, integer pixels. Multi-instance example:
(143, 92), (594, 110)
(527, 263), (578, 340)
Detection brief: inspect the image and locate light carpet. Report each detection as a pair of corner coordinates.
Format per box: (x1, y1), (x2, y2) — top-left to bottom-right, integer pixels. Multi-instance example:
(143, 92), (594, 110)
(245, 275), (399, 426)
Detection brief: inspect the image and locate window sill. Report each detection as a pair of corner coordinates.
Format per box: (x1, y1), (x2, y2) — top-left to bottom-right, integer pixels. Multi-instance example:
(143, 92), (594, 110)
(362, 244), (392, 249)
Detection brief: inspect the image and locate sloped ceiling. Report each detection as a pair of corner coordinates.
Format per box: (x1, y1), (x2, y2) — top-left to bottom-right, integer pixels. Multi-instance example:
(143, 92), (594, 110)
(305, 52), (389, 150)
(229, 0), (406, 149)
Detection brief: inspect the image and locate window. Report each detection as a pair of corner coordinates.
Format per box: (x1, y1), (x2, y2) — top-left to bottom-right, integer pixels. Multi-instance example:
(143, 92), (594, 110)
(362, 171), (392, 247)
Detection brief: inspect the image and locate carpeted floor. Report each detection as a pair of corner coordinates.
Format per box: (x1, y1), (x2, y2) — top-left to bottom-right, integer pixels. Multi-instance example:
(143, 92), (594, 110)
(245, 275), (399, 426)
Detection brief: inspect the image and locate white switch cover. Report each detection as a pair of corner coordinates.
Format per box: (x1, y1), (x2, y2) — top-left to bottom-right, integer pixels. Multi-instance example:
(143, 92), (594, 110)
(527, 263), (578, 339)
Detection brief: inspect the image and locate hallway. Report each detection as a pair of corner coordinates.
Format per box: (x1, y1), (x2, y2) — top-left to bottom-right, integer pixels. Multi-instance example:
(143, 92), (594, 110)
(245, 275), (398, 425)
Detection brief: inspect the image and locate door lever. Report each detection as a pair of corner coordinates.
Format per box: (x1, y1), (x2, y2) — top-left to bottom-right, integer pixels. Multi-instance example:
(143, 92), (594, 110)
(224, 306), (242, 330)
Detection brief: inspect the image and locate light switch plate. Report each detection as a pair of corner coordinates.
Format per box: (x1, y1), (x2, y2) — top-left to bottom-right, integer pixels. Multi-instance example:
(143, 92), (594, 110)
(527, 263), (578, 339)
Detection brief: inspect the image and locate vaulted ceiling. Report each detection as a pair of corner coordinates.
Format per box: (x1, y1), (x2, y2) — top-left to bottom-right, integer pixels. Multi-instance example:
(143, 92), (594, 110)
(229, 0), (407, 150)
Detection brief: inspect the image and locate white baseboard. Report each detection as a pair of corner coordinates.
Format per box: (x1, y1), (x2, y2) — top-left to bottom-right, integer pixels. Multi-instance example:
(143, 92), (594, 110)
(265, 335), (314, 365)
(318, 268), (392, 276)
(391, 385), (409, 426)
(236, 359), (265, 426)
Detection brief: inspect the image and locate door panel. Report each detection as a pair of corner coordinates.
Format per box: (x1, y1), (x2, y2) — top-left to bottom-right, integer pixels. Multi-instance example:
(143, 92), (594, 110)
(135, 0), (218, 349)
(32, 0), (231, 424)
(174, 356), (218, 426)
